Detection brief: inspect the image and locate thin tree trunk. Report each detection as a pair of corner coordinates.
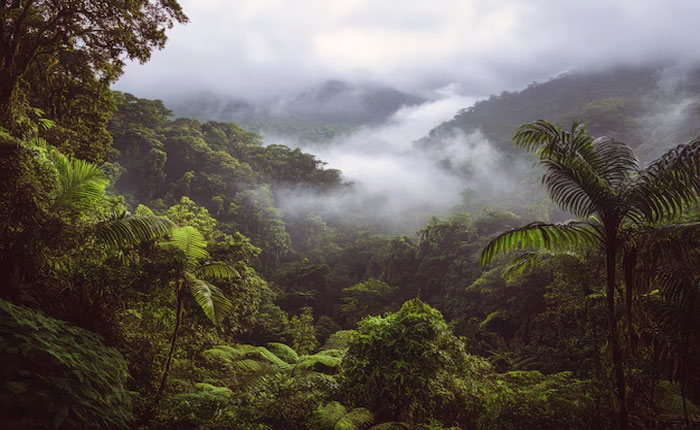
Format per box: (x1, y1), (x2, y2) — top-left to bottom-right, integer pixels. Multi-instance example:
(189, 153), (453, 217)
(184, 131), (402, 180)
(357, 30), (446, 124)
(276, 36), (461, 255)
(606, 229), (628, 430)
(623, 250), (637, 351)
(139, 288), (184, 425)
(681, 376), (689, 429)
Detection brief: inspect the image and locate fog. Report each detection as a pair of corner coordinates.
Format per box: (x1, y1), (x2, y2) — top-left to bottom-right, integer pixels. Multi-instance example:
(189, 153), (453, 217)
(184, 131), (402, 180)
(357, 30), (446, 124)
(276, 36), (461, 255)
(110, 0), (700, 229)
(268, 89), (523, 230)
(115, 0), (700, 102)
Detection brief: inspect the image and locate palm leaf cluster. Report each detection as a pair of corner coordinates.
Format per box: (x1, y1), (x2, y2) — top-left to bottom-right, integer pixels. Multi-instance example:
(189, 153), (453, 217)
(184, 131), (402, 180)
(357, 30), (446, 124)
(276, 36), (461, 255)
(161, 226), (239, 324)
(95, 211), (174, 251)
(479, 120), (700, 429)
(481, 120), (700, 266)
(48, 148), (109, 214)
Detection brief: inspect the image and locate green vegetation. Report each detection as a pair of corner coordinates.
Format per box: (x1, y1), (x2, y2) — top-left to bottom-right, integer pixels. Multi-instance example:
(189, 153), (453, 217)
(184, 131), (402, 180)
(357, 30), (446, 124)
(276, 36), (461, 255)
(1, 2), (700, 429)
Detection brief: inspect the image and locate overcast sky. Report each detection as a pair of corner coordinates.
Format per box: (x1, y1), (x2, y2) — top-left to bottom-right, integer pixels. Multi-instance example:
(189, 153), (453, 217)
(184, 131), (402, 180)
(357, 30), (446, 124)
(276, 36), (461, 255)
(115, 0), (700, 100)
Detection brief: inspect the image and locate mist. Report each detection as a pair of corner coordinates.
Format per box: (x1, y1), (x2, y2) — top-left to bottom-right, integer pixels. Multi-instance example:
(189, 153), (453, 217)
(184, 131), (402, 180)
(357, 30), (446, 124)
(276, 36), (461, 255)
(115, 0), (700, 103)
(267, 88), (522, 231)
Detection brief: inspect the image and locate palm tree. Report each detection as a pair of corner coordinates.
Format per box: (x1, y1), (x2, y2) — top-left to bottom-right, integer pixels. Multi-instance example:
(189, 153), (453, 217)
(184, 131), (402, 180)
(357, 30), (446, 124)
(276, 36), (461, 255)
(480, 120), (700, 429)
(146, 225), (238, 416)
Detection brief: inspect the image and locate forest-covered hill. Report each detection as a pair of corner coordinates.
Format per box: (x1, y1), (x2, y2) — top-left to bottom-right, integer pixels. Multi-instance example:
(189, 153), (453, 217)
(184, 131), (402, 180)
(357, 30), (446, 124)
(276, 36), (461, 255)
(1, 2), (699, 430)
(165, 80), (426, 143)
(419, 65), (700, 162)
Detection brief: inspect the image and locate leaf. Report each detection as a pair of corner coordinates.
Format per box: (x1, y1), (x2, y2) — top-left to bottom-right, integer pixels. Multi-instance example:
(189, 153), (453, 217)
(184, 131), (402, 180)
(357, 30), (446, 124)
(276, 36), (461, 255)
(195, 262), (239, 280)
(189, 278), (232, 324)
(161, 226), (209, 271)
(480, 221), (600, 268)
(624, 138), (700, 223)
(96, 212), (173, 250)
(334, 408), (374, 430)
(49, 150), (108, 212)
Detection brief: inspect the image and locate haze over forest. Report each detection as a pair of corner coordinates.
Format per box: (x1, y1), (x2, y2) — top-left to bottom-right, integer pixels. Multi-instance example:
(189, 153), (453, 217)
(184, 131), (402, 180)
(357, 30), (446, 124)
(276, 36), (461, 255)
(113, 0), (700, 230)
(2, 1), (700, 429)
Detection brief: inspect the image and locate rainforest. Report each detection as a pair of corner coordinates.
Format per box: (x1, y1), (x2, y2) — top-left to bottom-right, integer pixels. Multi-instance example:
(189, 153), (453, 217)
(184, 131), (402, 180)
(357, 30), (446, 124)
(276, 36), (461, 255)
(1, 1), (699, 429)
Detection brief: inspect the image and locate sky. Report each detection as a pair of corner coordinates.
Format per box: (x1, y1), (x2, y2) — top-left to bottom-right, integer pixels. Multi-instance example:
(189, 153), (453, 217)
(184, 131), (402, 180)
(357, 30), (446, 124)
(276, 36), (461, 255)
(115, 0), (700, 101)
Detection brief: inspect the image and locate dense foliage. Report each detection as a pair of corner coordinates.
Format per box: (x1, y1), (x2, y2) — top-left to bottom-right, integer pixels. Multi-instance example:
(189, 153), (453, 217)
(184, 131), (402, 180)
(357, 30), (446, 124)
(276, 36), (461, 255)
(1, 3), (700, 429)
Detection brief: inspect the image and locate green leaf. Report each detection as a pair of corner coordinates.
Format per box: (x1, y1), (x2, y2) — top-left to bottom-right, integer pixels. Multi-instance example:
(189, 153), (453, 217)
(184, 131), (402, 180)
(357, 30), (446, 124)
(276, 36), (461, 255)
(480, 221), (600, 268)
(189, 278), (232, 324)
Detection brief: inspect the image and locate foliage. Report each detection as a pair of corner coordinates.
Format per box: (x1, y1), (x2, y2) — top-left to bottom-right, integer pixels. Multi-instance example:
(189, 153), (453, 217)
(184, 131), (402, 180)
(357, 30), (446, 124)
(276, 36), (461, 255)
(341, 299), (490, 427)
(0, 299), (134, 429)
(288, 306), (321, 355)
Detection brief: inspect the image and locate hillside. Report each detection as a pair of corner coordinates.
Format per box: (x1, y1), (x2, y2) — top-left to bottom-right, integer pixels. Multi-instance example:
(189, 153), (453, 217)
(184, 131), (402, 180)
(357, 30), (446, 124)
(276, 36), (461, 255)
(419, 65), (700, 161)
(165, 80), (426, 143)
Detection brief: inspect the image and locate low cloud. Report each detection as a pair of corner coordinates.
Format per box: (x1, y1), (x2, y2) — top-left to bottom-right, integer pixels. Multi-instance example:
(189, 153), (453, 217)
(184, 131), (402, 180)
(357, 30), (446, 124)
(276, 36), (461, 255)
(115, 0), (700, 102)
(270, 89), (522, 230)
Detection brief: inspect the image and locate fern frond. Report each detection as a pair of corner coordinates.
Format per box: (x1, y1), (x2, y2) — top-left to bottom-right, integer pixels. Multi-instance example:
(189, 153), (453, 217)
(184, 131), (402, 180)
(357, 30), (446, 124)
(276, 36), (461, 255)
(368, 423), (411, 430)
(295, 352), (342, 374)
(266, 342), (300, 364)
(313, 402), (348, 429)
(480, 221), (600, 268)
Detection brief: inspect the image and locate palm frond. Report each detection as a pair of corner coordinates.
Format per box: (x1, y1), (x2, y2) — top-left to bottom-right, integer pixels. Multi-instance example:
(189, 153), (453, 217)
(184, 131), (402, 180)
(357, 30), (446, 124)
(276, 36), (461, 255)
(514, 120), (615, 218)
(49, 150), (108, 212)
(539, 159), (604, 217)
(480, 221), (600, 268)
(189, 278), (232, 324)
(161, 226), (209, 271)
(626, 222), (700, 267)
(501, 250), (554, 280)
(195, 262), (239, 280)
(593, 136), (639, 189)
(95, 212), (174, 250)
(624, 138), (700, 224)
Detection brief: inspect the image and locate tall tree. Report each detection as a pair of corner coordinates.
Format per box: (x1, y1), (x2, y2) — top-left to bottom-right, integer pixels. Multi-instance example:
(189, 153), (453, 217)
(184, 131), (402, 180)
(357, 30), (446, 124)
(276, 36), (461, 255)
(0, 0), (187, 125)
(480, 120), (700, 429)
(146, 225), (237, 418)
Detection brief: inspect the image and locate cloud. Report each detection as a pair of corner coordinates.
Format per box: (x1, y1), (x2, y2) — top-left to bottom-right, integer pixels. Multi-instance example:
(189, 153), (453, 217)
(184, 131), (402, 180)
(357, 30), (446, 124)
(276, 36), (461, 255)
(269, 88), (521, 230)
(114, 0), (700, 100)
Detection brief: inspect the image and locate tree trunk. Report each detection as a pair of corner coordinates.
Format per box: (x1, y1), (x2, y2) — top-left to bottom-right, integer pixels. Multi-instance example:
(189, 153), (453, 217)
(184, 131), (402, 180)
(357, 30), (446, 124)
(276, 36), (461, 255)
(139, 287), (184, 425)
(0, 71), (16, 123)
(606, 229), (628, 429)
(623, 250), (637, 351)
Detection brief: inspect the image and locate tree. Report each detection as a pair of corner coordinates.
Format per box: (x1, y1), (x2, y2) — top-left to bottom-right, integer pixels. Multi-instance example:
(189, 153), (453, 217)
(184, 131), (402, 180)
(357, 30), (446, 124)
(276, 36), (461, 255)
(341, 299), (490, 427)
(0, 0), (187, 123)
(0, 133), (173, 298)
(480, 120), (700, 429)
(146, 225), (237, 418)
